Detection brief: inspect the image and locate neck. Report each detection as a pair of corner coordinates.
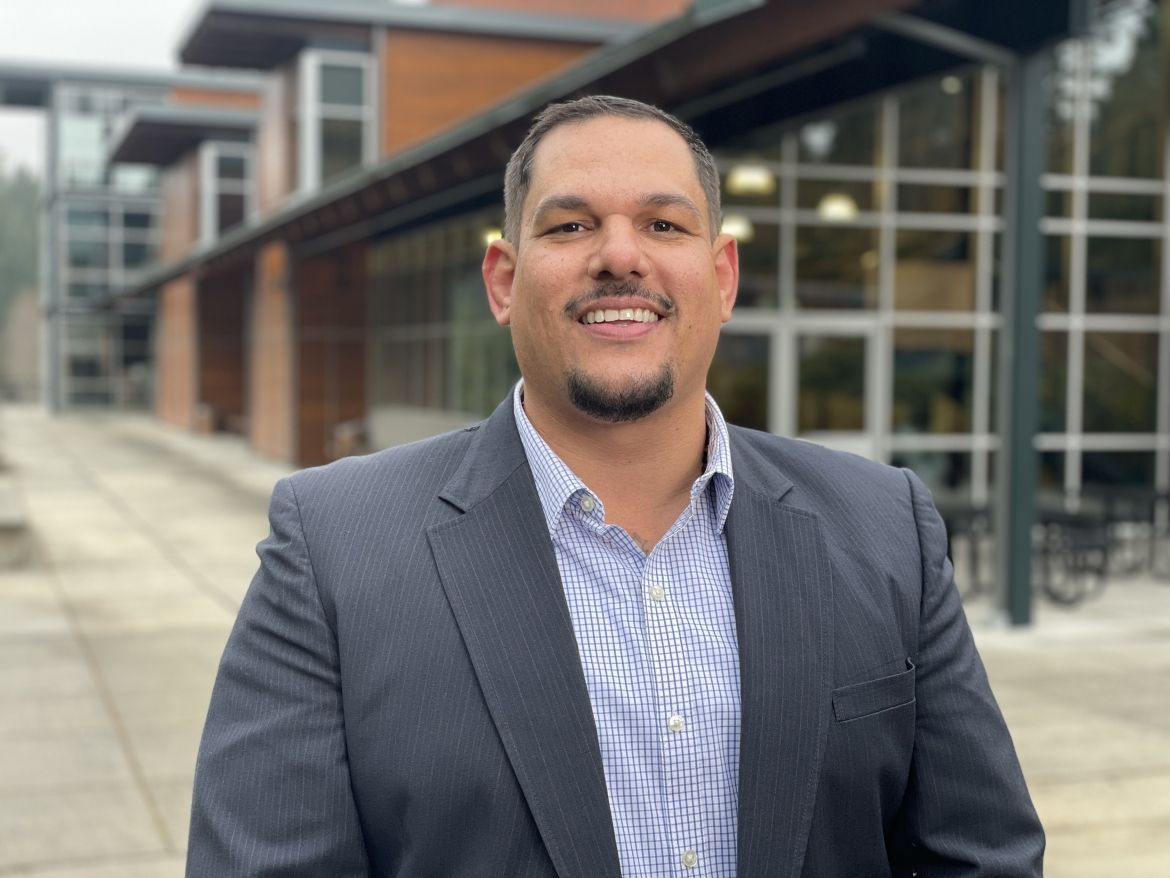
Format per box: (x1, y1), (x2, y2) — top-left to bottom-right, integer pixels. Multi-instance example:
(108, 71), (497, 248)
(523, 387), (709, 549)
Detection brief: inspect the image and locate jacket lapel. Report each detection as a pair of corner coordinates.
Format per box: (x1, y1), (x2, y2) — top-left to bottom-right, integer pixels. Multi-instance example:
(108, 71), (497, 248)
(727, 430), (833, 878)
(426, 400), (622, 878)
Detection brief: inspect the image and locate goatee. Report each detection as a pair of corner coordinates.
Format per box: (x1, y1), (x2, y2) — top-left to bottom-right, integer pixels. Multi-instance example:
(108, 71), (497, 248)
(566, 365), (675, 423)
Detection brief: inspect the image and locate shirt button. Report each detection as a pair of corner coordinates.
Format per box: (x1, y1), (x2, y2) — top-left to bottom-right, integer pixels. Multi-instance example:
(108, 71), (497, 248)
(579, 495), (596, 513)
(667, 714), (685, 732)
(648, 584), (665, 601)
(682, 849), (698, 868)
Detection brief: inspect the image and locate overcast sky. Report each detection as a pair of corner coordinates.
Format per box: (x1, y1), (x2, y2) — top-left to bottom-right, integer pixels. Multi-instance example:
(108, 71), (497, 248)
(0, 0), (203, 175)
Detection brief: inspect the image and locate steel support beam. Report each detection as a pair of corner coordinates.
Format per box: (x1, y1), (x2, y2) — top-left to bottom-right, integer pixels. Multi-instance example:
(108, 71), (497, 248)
(996, 50), (1049, 626)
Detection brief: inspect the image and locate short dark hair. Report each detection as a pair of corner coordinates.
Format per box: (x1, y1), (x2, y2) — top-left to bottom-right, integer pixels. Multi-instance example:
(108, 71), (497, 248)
(502, 95), (721, 244)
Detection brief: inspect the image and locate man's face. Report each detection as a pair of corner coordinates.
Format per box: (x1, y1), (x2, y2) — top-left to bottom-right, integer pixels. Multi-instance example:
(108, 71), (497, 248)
(483, 114), (738, 424)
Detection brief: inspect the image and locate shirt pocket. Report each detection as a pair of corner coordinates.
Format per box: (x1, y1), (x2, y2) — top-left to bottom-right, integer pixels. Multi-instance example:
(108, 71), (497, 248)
(831, 658), (916, 723)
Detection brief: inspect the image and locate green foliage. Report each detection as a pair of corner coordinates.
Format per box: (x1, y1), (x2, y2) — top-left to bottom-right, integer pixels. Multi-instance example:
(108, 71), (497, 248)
(0, 158), (40, 324)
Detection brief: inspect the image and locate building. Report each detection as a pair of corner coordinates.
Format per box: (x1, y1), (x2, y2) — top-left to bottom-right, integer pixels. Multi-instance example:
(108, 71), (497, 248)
(0, 61), (262, 410)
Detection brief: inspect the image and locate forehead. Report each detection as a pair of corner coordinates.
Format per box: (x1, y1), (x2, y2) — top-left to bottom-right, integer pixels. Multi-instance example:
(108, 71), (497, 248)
(525, 115), (703, 209)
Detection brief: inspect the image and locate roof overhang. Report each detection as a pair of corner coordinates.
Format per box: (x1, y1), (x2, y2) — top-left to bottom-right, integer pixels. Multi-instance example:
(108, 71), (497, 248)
(106, 105), (256, 166)
(180, 0), (643, 69)
(116, 0), (1077, 299)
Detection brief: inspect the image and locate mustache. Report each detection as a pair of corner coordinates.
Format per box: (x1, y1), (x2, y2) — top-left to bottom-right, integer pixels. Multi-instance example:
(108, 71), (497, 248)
(562, 281), (675, 317)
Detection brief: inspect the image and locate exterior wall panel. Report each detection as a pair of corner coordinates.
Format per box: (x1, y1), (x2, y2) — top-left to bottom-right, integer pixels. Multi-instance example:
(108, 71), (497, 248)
(381, 30), (592, 154)
(155, 275), (197, 429)
(249, 241), (295, 459)
(198, 272), (248, 431)
(160, 150), (201, 263)
(429, 0), (686, 20)
(256, 67), (297, 215)
(170, 86), (261, 110)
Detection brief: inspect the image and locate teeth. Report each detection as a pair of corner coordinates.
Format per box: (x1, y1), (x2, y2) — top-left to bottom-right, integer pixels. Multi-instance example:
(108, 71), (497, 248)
(582, 308), (660, 324)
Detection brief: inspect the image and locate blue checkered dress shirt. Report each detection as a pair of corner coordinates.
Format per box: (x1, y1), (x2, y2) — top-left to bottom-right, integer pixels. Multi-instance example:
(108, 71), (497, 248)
(513, 383), (740, 877)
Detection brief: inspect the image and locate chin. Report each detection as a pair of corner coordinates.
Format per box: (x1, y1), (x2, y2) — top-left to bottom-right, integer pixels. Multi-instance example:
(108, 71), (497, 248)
(565, 365), (675, 424)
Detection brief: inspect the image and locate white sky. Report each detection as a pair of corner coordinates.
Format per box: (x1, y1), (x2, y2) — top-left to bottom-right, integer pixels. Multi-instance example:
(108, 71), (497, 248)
(0, 0), (204, 176)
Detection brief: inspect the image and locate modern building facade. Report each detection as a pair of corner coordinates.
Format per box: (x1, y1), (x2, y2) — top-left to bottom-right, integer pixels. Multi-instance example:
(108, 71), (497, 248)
(83, 0), (1168, 523)
(0, 62), (261, 410)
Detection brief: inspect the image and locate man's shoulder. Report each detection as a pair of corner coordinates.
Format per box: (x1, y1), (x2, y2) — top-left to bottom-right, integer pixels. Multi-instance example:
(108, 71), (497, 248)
(285, 421), (485, 505)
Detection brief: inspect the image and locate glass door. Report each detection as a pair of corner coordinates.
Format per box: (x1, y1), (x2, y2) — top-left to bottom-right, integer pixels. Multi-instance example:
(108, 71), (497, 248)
(792, 327), (877, 459)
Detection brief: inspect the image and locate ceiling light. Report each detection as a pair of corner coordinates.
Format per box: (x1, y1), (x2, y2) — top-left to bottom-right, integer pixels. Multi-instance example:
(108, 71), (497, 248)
(817, 193), (859, 223)
(482, 227), (502, 247)
(721, 214), (755, 243)
(941, 75), (963, 95)
(725, 163), (776, 196)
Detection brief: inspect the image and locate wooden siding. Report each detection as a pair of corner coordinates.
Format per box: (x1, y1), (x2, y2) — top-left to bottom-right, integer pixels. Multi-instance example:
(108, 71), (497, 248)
(249, 241), (295, 460)
(169, 86), (261, 110)
(381, 30), (592, 154)
(428, 0), (686, 20)
(155, 275), (197, 429)
(295, 243), (368, 466)
(256, 66), (297, 215)
(160, 150), (201, 263)
(198, 270), (249, 431)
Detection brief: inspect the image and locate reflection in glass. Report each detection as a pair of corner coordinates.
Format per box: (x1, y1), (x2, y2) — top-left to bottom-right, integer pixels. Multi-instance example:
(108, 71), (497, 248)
(798, 335), (865, 431)
(1039, 332), (1068, 433)
(890, 451), (971, 503)
(122, 241), (154, 270)
(898, 185), (973, 214)
(708, 333), (769, 431)
(797, 180), (875, 213)
(321, 118), (365, 183)
(798, 104), (877, 165)
(321, 64), (366, 107)
(1086, 237), (1160, 313)
(894, 230), (975, 311)
(795, 227), (878, 309)
(112, 166), (158, 195)
(66, 207), (108, 229)
(123, 210), (155, 231)
(1038, 452), (1065, 493)
(734, 222), (779, 308)
(1083, 332), (1158, 432)
(217, 193), (246, 233)
(68, 238), (108, 270)
(1082, 451), (1156, 488)
(1048, 42), (1077, 174)
(722, 163), (777, 208)
(1044, 236), (1071, 311)
(1088, 1), (1162, 179)
(1088, 193), (1160, 222)
(898, 73), (974, 169)
(892, 329), (973, 433)
(217, 155), (247, 181)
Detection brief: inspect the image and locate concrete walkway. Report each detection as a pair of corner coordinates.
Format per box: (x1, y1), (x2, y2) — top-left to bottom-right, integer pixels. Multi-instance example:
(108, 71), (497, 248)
(1, 403), (1168, 876)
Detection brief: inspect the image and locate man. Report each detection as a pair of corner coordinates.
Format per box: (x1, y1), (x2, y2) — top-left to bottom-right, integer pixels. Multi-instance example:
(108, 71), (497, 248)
(188, 95), (1044, 877)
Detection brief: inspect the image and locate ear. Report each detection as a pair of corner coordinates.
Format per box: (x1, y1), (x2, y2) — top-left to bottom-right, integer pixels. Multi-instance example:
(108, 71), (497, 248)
(712, 232), (739, 322)
(482, 238), (517, 326)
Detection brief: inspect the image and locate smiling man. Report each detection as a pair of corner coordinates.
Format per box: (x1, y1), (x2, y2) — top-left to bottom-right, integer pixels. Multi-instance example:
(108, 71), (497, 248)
(188, 96), (1044, 877)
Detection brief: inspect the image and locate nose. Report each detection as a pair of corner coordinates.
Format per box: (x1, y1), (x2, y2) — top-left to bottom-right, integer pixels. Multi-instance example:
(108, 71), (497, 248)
(588, 219), (649, 280)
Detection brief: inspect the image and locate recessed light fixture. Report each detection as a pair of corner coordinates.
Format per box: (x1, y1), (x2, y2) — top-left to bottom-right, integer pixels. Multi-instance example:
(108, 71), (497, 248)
(482, 227), (503, 246)
(817, 193), (859, 223)
(941, 75), (963, 95)
(721, 214), (756, 242)
(726, 163), (777, 196)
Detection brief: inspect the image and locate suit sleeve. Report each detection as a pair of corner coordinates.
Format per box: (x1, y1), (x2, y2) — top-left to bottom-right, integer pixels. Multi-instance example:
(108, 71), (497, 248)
(892, 469), (1045, 876)
(187, 477), (370, 877)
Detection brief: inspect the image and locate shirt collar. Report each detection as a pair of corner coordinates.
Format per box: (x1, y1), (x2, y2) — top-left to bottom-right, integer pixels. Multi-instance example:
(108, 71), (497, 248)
(512, 380), (735, 536)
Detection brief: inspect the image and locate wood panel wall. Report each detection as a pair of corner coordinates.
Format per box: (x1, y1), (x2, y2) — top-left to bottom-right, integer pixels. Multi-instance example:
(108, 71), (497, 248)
(155, 275), (197, 429)
(249, 241), (295, 460)
(198, 270), (248, 431)
(256, 66), (298, 215)
(295, 242), (368, 466)
(170, 86), (261, 111)
(381, 30), (592, 154)
(160, 150), (201, 264)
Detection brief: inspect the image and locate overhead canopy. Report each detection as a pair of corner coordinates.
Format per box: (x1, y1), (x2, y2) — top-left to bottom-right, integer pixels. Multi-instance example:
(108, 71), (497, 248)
(106, 105), (256, 166)
(180, 0), (642, 69)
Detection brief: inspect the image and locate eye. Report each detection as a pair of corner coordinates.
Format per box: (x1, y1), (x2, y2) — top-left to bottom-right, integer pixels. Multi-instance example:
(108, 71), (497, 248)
(651, 220), (679, 233)
(547, 221), (585, 235)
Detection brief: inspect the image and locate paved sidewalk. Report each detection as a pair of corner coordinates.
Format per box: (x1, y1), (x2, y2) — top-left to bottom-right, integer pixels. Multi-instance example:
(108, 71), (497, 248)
(1, 403), (1168, 876)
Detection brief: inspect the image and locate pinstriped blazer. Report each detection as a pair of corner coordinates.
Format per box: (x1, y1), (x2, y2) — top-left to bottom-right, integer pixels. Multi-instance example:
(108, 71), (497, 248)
(187, 396), (1043, 877)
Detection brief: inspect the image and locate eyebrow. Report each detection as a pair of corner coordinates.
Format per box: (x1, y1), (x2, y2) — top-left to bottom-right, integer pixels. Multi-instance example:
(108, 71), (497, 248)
(529, 192), (705, 229)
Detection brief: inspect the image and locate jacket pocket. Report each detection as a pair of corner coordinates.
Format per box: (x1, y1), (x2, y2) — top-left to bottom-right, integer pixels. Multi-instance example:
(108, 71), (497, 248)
(832, 658), (916, 723)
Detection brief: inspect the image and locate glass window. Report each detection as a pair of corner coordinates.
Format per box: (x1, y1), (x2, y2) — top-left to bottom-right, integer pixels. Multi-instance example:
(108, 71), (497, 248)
(797, 335), (865, 432)
(898, 72), (975, 169)
(1048, 42), (1078, 174)
(795, 227), (879, 309)
(67, 281), (108, 300)
(66, 207), (108, 230)
(721, 164), (779, 208)
(1086, 237), (1160, 313)
(1088, 1), (1162, 179)
(892, 329), (974, 433)
(321, 64), (366, 106)
(1087, 192), (1160, 222)
(58, 112), (105, 188)
(112, 165), (158, 195)
(321, 118), (364, 183)
(217, 193), (247, 233)
(894, 230), (975, 311)
(1045, 190), (1072, 217)
(708, 333), (769, 431)
(798, 104), (878, 165)
(217, 155), (247, 181)
(890, 451), (971, 504)
(1039, 332), (1068, 433)
(1044, 236), (1071, 311)
(897, 185), (973, 214)
(67, 238), (108, 270)
(1038, 451), (1065, 494)
(122, 210), (155, 232)
(1083, 332), (1158, 432)
(122, 240), (154, 270)
(734, 221), (779, 309)
(797, 180), (875, 214)
(1082, 451), (1156, 489)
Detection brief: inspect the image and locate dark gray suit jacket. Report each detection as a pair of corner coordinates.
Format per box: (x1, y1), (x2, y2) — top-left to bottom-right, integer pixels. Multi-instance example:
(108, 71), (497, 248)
(188, 397), (1043, 877)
